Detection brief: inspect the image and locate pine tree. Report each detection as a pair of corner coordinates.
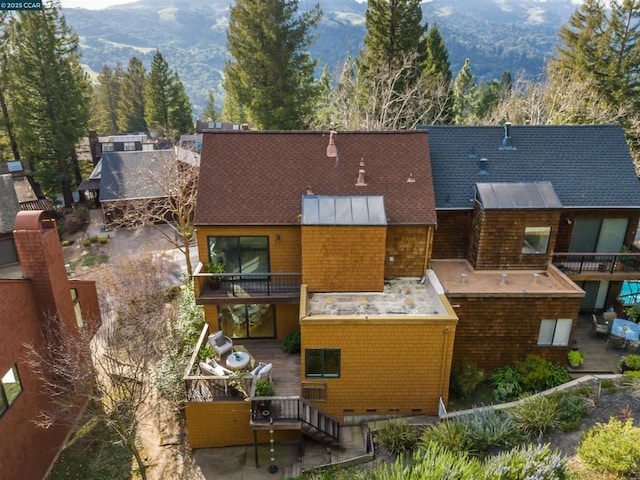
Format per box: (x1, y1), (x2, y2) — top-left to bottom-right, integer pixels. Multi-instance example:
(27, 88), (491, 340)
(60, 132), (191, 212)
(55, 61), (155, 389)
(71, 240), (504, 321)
(0, 12), (20, 162)
(452, 58), (476, 124)
(118, 57), (147, 133)
(145, 50), (192, 139)
(223, 0), (322, 130)
(202, 90), (218, 122)
(93, 64), (123, 135)
(422, 24), (451, 86)
(7, 2), (90, 207)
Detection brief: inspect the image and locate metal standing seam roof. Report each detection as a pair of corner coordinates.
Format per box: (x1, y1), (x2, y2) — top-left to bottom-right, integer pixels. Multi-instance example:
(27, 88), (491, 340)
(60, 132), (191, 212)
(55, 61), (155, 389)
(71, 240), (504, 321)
(301, 195), (387, 225)
(476, 182), (562, 209)
(421, 124), (640, 209)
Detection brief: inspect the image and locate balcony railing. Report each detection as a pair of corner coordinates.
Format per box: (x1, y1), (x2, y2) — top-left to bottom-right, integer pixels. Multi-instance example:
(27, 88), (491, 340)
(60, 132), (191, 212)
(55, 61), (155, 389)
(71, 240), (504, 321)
(194, 263), (302, 300)
(552, 252), (640, 274)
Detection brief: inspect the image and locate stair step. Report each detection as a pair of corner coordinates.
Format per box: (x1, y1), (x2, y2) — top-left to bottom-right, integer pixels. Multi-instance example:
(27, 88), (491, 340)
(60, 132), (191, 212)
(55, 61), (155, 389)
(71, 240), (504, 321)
(284, 461), (302, 479)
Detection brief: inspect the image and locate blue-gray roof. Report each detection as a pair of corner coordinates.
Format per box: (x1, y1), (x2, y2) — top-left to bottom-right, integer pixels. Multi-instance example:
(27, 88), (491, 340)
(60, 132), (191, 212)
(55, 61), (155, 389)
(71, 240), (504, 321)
(421, 124), (640, 209)
(100, 150), (174, 202)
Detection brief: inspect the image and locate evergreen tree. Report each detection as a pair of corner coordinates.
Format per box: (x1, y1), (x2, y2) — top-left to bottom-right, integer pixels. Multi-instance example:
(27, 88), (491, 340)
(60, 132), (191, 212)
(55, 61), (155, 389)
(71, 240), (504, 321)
(452, 58), (476, 124)
(145, 50), (192, 140)
(93, 64), (122, 135)
(201, 90), (218, 121)
(223, 0), (322, 130)
(422, 24), (451, 86)
(0, 12), (20, 162)
(118, 57), (147, 133)
(7, 2), (90, 207)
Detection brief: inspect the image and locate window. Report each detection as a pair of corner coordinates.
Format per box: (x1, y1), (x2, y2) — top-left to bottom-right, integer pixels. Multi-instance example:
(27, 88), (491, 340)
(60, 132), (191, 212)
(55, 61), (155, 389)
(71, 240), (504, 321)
(522, 226), (551, 254)
(305, 349), (340, 378)
(102, 142), (114, 152)
(71, 288), (83, 328)
(0, 364), (23, 417)
(123, 142), (136, 151)
(207, 236), (269, 273)
(537, 319), (573, 346)
(220, 304), (275, 339)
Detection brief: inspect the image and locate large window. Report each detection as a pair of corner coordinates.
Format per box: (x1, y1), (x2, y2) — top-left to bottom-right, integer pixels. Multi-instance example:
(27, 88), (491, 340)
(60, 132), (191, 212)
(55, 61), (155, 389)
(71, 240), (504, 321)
(220, 304), (275, 339)
(537, 319), (573, 346)
(1, 364), (23, 417)
(71, 288), (83, 328)
(208, 236), (269, 273)
(522, 226), (551, 254)
(305, 349), (341, 378)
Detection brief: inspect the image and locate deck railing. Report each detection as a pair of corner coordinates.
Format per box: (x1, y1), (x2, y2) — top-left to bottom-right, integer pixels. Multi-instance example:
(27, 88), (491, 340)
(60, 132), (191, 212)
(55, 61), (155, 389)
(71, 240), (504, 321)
(552, 252), (640, 274)
(193, 263), (302, 298)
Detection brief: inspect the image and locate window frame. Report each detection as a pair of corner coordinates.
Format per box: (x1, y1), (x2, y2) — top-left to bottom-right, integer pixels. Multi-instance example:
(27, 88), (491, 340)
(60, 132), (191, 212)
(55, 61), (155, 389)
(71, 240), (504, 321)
(71, 288), (83, 328)
(305, 349), (341, 378)
(537, 318), (573, 346)
(522, 226), (552, 255)
(207, 235), (270, 274)
(0, 364), (23, 418)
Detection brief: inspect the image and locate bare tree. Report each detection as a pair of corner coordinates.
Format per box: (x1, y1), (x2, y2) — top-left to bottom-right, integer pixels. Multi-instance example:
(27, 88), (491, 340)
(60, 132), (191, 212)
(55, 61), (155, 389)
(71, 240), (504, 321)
(102, 148), (199, 277)
(24, 255), (171, 480)
(316, 53), (452, 131)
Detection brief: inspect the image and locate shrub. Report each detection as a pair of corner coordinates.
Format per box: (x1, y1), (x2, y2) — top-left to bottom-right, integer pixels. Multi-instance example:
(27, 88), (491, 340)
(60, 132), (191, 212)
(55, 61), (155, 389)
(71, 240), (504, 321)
(255, 379), (275, 397)
(376, 419), (420, 456)
(484, 443), (568, 480)
(506, 395), (559, 439)
(197, 344), (215, 362)
(63, 215), (86, 235)
(555, 393), (590, 431)
(515, 354), (556, 392)
(98, 237), (109, 244)
(89, 235), (99, 243)
(489, 365), (523, 402)
(420, 418), (474, 455)
(620, 354), (640, 371)
(545, 363), (571, 389)
(282, 329), (300, 353)
(567, 350), (584, 366)
(81, 239), (91, 247)
(577, 418), (640, 476)
(450, 362), (484, 399)
(62, 239), (74, 247)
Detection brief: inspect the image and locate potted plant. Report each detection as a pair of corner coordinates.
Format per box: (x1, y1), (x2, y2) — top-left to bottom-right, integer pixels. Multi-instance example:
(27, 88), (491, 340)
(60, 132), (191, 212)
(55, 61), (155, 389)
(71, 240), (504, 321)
(568, 350), (584, 368)
(619, 354), (640, 373)
(255, 379), (276, 419)
(206, 262), (225, 289)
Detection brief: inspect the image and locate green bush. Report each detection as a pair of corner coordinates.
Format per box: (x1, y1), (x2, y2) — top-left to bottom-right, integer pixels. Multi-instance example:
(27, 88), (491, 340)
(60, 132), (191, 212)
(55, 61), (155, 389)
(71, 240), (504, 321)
(376, 419), (420, 456)
(81, 239), (91, 247)
(282, 329), (300, 353)
(555, 393), (590, 431)
(514, 354), (554, 392)
(545, 363), (571, 389)
(89, 235), (99, 243)
(255, 379), (275, 397)
(506, 395), (559, 439)
(198, 344), (215, 362)
(62, 239), (74, 246)
(621, 354), (640, 371)
(484, 443), (568, 480)
(420, 418), (474, 455)
(489, 365), (523, 402)
(98, 237), (109, 244)
(577, 418), (640, 476)
(450, 362), (484, 399)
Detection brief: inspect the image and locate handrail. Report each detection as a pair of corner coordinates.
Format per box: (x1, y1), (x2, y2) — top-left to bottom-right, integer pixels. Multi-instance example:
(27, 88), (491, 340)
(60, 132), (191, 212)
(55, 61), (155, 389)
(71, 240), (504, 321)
(552, 252), (640, 274)
(193, 263), (302, 297)
(299, 398), (341, 443)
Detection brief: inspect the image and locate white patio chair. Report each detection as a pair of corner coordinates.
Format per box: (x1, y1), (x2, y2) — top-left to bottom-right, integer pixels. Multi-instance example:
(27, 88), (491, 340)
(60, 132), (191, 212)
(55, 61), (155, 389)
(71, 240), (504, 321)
(208, 330), (233, 357)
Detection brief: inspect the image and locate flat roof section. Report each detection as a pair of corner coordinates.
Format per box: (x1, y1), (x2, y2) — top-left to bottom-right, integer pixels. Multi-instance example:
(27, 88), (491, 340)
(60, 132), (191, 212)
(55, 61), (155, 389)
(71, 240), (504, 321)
(307, 276), (450, 317)
(430, 259), (585, 297)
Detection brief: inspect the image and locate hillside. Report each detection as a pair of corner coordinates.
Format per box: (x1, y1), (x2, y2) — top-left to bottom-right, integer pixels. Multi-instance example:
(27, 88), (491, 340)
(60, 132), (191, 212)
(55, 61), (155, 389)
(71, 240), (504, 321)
(62, 0), (578, 117)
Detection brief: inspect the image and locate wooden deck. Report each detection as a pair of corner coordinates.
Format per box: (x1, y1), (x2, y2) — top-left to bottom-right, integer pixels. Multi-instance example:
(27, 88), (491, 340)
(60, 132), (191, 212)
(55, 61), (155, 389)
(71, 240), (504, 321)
(571, 313), (629, 374)
(232, 341), (301, 396)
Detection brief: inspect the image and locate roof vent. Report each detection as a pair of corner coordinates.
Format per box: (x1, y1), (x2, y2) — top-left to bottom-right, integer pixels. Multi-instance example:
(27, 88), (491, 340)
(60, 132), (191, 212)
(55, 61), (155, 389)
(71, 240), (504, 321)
(407, 172), (416, 183)
(326, 130), (337, 158)
(355, 169), (367, 186)
(359, 158), (365, 167)
(306, 185), (313, 195)
(500, 122), (516, 150)
(479, 157), (488, 175)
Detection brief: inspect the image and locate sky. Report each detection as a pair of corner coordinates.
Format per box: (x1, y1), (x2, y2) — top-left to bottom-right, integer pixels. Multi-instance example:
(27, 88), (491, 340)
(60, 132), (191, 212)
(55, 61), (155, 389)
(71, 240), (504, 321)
(61, 0), (134, 9)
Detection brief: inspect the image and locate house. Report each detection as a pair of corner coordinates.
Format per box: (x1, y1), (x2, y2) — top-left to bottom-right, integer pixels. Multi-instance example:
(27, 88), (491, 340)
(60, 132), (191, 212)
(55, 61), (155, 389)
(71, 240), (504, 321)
(99, 149), (176, 228)
(189, 130), (458, 448)
(422, 124), (640, 371)
(0, 211), (101, 479)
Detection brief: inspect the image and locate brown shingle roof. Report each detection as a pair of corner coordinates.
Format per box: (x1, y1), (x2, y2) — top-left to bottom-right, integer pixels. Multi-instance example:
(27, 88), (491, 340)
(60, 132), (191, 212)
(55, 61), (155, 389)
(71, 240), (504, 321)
(195, 130), (436, 226)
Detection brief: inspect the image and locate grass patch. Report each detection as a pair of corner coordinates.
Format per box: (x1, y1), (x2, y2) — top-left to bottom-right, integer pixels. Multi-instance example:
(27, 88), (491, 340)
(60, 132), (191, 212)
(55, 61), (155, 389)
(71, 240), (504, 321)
(79, 253), (108, 267)
(48, 417), (132, 480)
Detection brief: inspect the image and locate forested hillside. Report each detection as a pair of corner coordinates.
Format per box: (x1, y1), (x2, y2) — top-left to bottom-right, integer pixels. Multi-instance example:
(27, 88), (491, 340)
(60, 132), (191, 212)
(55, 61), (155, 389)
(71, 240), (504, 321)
(63, 0), (576, 115)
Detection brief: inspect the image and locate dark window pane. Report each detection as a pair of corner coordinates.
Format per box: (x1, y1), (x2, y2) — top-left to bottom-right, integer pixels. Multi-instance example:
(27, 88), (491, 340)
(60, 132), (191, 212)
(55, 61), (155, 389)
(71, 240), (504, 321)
(324, 350), (341, 377)
(305, 350), (323, 377)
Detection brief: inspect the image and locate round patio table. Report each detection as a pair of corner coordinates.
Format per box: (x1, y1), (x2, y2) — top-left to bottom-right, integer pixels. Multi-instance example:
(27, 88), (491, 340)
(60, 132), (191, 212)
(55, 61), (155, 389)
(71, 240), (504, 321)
(226, 351), (250, 370)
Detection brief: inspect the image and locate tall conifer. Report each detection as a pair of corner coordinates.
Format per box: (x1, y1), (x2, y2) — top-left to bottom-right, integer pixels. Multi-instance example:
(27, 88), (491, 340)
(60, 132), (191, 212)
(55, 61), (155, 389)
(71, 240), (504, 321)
(118, 57), (147, 133)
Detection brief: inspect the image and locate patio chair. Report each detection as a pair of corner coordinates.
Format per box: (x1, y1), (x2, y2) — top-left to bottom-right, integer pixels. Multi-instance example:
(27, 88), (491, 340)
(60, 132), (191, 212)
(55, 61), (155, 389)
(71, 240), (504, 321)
(606, 333), (626, 351)
(208, 330), (233, 358)
(256, 362), (273, 381)
(591, 314), (609, 337)
(627, 339), (640, 353)
(603, 311), (617, 323)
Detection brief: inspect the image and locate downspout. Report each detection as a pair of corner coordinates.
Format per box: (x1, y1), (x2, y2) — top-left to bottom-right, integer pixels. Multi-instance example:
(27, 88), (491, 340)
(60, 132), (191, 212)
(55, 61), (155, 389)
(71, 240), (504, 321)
(424, 225), (434, 272)
(438, 326), (451, 398)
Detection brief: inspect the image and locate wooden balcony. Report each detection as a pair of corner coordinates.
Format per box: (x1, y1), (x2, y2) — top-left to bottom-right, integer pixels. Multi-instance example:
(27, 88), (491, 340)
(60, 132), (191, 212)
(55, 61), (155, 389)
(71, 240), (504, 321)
(552, 252), (640, 281)
(193, 263), (302, 305)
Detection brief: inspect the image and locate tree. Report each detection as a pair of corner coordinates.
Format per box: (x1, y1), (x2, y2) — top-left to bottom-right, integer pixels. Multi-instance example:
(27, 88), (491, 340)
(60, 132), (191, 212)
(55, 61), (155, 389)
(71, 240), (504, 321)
(145, 50), (193, 140)
(7, 2), (90, 207)
(93, 64), (123, 135)
(201, 89), (219, 122)
(25, 255), (170, 480)
(101, 149), (199, 276)
(452, 58), (476, 124)
(223, 0), (322, 129)
(0, 12), (20, 163)
(118, 57), (147, 133)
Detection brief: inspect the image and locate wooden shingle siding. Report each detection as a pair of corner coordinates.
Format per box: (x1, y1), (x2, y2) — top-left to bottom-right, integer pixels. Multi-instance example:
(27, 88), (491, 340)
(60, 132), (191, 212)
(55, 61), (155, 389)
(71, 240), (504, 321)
(384, 226), (431, 277)
(432, 210), (473, 260)
(301, 226), (386, 293)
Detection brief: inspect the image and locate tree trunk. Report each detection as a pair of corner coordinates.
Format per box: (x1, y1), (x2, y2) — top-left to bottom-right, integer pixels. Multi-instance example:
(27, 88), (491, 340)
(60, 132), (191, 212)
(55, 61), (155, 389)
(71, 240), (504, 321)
(0, 88), (21, 162)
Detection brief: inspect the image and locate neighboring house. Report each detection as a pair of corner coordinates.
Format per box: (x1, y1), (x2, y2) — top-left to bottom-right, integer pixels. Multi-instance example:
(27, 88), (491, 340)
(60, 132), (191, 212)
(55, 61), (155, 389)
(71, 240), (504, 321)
(422, 124), (640, 371)
(99, 150), (175, 228)
(97, 134), (151, 156)
(189, 130), (459, 448)
(194, 119), (253, 133)
(0, 211), (101, 479)
(0, 174), (20, 265)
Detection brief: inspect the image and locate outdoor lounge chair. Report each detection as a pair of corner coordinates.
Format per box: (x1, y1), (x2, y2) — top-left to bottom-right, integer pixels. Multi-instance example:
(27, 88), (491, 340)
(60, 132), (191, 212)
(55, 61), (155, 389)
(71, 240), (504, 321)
(606, 333), (626, 351)
(591, 314), (609, 337)
(208, 330), (233, 357)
